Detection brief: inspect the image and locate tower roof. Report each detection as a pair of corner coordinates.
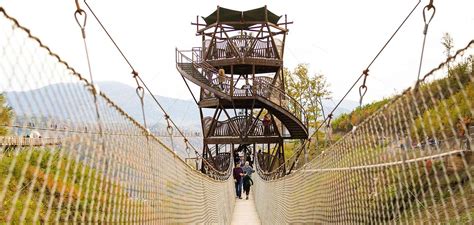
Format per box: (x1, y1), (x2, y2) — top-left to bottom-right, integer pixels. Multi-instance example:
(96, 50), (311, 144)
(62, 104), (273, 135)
(203, 6), (281, 30)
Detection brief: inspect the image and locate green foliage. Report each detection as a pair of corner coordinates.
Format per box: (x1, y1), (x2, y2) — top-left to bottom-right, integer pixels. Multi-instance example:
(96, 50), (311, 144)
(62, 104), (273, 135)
(409, 57), (473, 139)
(411, 82), (473, 139)
(331, 56), (473, 135)
(283, 141), (298, 160)
(331, 98), (390, 133)
(283, 64), (331, 129)
(0, 93), (13, 136)
(0, 148), (126, 223)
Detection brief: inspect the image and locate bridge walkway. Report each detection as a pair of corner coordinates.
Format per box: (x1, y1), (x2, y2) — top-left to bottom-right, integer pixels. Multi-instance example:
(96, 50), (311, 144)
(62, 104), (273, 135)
(231, 189), (261, 225)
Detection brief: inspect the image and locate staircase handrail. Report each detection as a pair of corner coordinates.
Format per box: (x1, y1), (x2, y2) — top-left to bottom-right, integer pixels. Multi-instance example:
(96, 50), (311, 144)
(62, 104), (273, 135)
(177, 48), (307, 129)
(253, 78), (308, 127)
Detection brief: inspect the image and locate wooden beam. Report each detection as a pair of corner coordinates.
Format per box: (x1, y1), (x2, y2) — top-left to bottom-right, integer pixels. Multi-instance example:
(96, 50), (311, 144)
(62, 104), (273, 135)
(220, 25), (241, 59)
(204, 145), (216, 170)
(198, 21), (289, 34)
(204, 136), (282, 144)
(210, 109), (223, 137)
(269, 143), (278, 170)
(204, 25), (219, 61)
(221, 106), (242, 139)
(230, 66), (234, 96)
(271, 68), (280, 86)
(258, 31), (286, 39)
(244, 26), (264, 58)
(252, 65), (256, 95)
(199, 107), (205, 138)
(243, 97), (257, 140)
(265, 23), (280, 60)
(267, 23), (288, 32)
(205, 107), (220, 138)
(281, 29), (287, 60)
(246, 108), (264, 137)
(270, 113), (281, 137)
(197, 23), (218, 34)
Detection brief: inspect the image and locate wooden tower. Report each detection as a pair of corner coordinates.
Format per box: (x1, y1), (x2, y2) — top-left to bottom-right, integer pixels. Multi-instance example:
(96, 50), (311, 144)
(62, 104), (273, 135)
(176, 6), (307, 174)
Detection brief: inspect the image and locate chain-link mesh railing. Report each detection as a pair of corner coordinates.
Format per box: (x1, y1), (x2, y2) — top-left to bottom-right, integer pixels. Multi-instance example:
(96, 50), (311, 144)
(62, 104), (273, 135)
(254, 41), (474, 224)
(0, 7), (234, 224)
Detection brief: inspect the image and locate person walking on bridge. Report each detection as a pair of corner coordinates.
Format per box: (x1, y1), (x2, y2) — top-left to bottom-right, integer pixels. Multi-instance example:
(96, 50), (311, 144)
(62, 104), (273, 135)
(233, 163), (244, 199)
(242, 171), (254, 200)
(242, 161), (254, 177)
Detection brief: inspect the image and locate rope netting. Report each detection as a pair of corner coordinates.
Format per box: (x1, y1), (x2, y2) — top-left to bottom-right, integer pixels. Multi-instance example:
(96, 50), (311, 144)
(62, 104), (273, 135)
(254, 40), (474, 224)
(0, 8), (234, 224)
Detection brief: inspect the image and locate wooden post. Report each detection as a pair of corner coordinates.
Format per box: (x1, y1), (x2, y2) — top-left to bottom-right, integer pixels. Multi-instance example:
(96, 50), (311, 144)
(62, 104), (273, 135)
(199, 107), (205, 135)
(202, 34), (205, 56)
(244, 74), (249, 96)
(281, 27), (287, 60)
(252, 65), (256, 96)
(266, 37), (270, 58)
(204, 26), (219, 60)
(265, 23), (279, 59)
(230, 66), (234, 96)
(264, 5), (268, 22)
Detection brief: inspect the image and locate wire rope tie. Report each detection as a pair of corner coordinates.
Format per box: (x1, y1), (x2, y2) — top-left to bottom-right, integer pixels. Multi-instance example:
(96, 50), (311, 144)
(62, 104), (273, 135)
(326, 113), (333, 128)
(416, 0), (436, 87)
(164, 114), (176, 153)
(74, 0), (86, 38)
(358, 69), (369, 107)
(73, 0), (106, 157)
(164, 114), (173, 136)
(132, 70), (148, 133)
(184, 138), (191, 158)
(422, 0), (436, 35)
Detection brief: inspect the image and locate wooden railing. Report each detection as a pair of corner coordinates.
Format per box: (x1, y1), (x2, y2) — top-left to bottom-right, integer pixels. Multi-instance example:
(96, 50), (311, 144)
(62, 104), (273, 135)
(0, 136), (62, 147)
(213, 152), (231, 171)
(176, 49), (307, 127)
(212, 116), (277, 137)
(209, 144), (225, 156)
(203, 35), (278, 60)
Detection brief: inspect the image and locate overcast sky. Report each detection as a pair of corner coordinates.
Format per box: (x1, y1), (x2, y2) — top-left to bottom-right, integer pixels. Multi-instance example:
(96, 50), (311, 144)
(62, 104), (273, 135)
(2, 0), (474, 105)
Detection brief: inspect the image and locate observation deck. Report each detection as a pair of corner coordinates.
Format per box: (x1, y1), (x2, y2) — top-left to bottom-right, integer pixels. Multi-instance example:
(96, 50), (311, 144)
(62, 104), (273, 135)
(176, 51), (308, 139)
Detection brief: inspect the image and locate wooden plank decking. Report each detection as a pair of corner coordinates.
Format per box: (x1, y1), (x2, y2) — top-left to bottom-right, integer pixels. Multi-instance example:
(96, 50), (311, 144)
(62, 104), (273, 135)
(231, 190), (261, 225)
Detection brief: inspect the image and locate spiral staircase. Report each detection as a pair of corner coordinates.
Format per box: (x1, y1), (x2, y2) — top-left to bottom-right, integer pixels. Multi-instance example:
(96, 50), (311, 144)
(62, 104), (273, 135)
(176, 6), (305, 174)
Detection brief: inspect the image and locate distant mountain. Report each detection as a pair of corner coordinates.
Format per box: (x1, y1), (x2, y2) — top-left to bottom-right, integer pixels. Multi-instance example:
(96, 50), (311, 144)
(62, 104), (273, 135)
(97, 81), (201, 129)
(6, 82), (98, 122)
(321, 99), (359, 118)
(6, 81), (201, 130)
(6, 81), (356, 131)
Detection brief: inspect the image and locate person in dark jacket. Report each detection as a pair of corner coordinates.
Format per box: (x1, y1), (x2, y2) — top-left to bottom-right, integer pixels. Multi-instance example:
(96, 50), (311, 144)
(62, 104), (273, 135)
(242, 171), (254, 200)
(262, 113), (272, 136)
(233, 163), (244, 199)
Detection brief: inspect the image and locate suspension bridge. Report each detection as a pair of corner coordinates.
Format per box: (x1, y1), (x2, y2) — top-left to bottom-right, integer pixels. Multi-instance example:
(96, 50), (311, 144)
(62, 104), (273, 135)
(0, 1), (473, 224)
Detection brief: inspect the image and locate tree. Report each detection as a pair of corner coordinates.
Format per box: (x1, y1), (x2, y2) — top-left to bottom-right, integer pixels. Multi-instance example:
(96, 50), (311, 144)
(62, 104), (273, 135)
(0, 93), (13, 136)
(282, 64), (331, 165)
(441, 32), (454, 58)
(441, 32), (454, 72)
(283, 64), (331, 130)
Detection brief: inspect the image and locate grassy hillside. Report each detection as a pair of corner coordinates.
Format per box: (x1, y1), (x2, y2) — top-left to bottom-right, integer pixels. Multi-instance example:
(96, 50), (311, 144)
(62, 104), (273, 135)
(331, 57), (473, 139)
(0, 148), (130, 223)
